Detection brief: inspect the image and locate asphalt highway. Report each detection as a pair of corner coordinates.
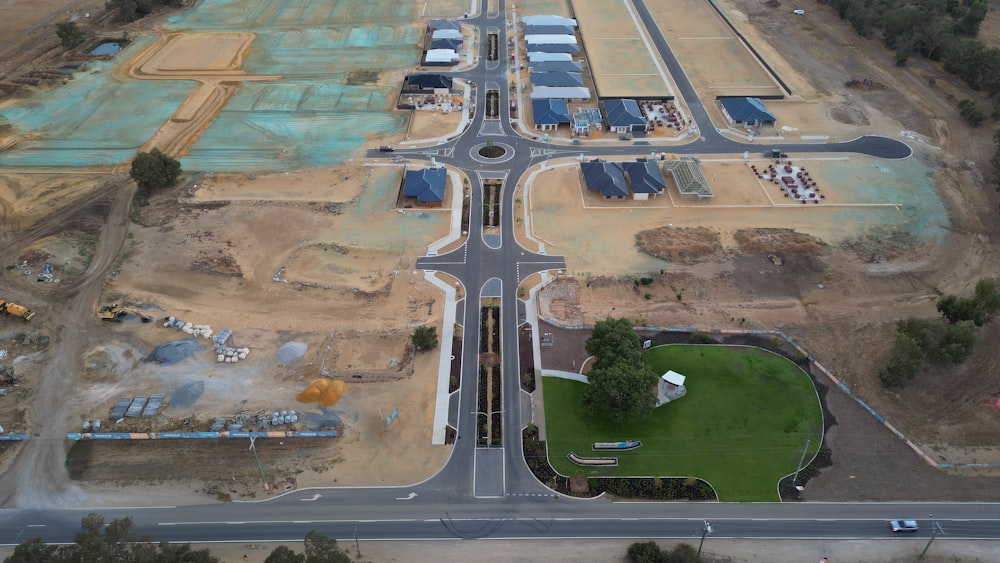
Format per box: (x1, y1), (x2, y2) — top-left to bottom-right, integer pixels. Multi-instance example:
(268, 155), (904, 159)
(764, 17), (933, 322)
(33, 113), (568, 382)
(0, 0), (992, 549)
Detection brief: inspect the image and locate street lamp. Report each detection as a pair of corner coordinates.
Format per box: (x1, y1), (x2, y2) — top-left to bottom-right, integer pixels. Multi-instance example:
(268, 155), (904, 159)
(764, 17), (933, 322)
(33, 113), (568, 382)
(697, 520), (713, 557)
(919, 513), (944, 560)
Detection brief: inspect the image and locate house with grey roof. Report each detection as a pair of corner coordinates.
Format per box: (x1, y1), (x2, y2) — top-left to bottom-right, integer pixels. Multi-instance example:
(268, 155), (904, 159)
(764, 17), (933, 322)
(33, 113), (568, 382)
(403, 167), (447, 206)
(530, 60), (583, 73)
(429, 19), (462, 30)
(524, 24), (575, 35)
(719, 97), (776, 127)
(432, 29), (463, 40)
(522, 15), (577, 27)
(581, 160), (628, 200)
(532, 99), (571, 131)
(603, 99), (648, 133)
(527, 43), (579, 54)
(622, 160), (667, 200)
(531, 72), (583, 87)
(405, 74), (453, 91)
(528, 52), (572, 62)
(529, 86), (591, 100)
(431, 37), (462, 51)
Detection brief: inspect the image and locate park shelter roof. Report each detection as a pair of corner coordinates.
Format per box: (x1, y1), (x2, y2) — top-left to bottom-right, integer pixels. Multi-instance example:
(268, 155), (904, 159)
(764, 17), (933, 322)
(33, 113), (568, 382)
(424, 49), (458, 63)
(604, 99), (646, 128)
(719, 97), (776, 123)
(661, 370), (686, 386)
(432, 29), (464, 40)
(622, 161), (666, 194)
(522, 15), (577, 27)
(404, 167), (447, 203)
(530, 60), (583, 73)
(581, 160), (628, 198)
(529, 86), (591, 100)
(532, 99), (571, 126)
(531, 72), (583, 87)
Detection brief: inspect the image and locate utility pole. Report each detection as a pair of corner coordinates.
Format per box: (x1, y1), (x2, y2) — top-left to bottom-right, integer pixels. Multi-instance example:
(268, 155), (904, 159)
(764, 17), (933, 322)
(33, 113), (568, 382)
(919, 514), (943, 560)
(354, 525), (361, 558)
(792, 435), (812, 490)
(248, 436), (269, 492)
(697, 520), (713, 557)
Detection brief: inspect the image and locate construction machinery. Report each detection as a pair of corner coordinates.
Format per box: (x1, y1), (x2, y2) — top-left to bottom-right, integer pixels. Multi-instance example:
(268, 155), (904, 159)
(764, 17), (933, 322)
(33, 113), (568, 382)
(0, 299), (35, 321)
(98, 304), (152, 323)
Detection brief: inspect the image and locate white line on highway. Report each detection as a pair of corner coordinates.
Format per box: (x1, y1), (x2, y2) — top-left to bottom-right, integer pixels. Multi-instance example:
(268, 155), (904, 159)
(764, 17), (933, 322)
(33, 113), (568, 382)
(25, 525), (45, 528)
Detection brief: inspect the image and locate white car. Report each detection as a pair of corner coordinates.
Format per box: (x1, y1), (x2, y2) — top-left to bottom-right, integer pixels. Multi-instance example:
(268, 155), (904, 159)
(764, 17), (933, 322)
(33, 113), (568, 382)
(793, 9), (805, 15)
(889, 519), (919, 532)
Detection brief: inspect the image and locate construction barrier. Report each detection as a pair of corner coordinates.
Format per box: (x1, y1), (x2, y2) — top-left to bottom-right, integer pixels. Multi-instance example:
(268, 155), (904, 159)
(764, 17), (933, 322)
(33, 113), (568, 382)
(67, 430), (338, 441)
(0, 434), (29, 441)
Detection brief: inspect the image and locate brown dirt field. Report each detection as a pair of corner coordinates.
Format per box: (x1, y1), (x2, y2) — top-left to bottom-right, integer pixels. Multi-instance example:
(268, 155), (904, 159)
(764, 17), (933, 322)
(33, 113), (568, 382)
(570, 0), (674, 99)
(645, 0), (783, 99)
(408, 107), (464, 140)
(635, 226), (721, 263)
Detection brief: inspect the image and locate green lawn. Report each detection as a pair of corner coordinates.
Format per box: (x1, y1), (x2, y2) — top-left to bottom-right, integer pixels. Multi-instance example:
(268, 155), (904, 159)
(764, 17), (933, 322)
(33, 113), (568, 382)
(543, 344), (823, 501)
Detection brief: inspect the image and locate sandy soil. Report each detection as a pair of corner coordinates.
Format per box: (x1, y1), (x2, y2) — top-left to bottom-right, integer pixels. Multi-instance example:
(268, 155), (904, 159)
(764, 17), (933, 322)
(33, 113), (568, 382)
(645, 0), (783, 99)
(408, 106), (464, 140)
(571, 0), (675, 99)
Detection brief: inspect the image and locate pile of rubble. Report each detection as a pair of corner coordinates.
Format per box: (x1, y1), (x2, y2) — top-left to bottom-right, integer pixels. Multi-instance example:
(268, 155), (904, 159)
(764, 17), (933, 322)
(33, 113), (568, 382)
(163, 317), (214, 339)
(161, 319), (251, 363)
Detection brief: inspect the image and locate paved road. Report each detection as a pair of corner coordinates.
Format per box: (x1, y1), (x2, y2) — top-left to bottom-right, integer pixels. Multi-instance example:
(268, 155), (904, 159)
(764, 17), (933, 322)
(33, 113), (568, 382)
(1, 0), (988, 548)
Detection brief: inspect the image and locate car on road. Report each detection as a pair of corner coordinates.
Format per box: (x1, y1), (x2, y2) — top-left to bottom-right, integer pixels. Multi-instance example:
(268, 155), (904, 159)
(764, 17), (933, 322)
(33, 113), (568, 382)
(619, 134), (632, 141)
(889, 519), (919, 532)
(378, 145), (394, 152)
(793, 9), (805, 15)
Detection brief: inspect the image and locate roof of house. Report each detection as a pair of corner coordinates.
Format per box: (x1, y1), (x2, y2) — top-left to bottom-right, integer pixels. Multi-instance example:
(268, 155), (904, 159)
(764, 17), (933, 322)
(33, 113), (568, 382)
(431, 37), (462, 50)
(581, 160), (628, 198)
(431, 29), (464, 40)
(526, 34), (577, 45)
(604, 99), (647, 128)
(719, 97), (776, 123)
(530, 72), (583, 87)
(522, 15), (577, 27)
(530, 60), (583, 73)
(661, 370), (686, 386)
(404, 167), (447, 203)
(531, 99), (572, 125)
(428, 19), (462, 30)
(528, 52), (572, 62)
(528, 43), (580, 53)
(663, 158), (714, 198)
(424, 49), (458, 63)
(529, 86), (591, 100)
(524, 24), (575, 35)
(623, 160), (666, 194)
(407, 74), (453, 89)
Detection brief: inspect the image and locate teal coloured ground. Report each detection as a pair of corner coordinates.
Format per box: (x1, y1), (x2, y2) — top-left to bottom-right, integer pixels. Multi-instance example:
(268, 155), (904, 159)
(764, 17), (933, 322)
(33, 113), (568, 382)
(0, 0), (420, 170)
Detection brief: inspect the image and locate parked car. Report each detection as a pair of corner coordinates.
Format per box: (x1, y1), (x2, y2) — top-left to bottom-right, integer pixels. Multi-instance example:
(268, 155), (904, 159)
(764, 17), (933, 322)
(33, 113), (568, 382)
(572, 139), (582, 145)
(793, 9), (805, 15)
(619, 134), (632, 141)
(889, 520), (919, 532)
(378, 145), (394, 152)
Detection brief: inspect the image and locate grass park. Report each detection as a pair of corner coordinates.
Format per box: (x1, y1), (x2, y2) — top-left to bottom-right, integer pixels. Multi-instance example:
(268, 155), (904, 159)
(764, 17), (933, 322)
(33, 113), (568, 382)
(543, 344), (823, 501)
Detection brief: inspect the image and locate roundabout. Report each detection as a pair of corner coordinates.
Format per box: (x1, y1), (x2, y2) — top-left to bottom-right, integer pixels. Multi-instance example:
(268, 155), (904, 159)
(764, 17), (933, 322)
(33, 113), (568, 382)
(470, 140), (515, 164)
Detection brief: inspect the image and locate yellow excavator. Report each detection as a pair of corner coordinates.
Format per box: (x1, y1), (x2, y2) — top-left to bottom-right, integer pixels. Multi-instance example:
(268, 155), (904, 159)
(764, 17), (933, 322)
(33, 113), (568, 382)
(0, 299), (36, 321)
(97, 304), (152, 323)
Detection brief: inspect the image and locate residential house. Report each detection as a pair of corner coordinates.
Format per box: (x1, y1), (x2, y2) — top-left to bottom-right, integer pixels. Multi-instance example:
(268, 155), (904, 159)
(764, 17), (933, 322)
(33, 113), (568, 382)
(403, 167), (447, 207)
(604, 99), (647, 133)
(529, 60), (583, 73)
(581, 160), (628, 200)
(530, 72), (584, 87)
(529, 86), (591, 100)
(622, 160), (666, 200)
(532, 99), (571, 131)
(719, 97), (776, 127)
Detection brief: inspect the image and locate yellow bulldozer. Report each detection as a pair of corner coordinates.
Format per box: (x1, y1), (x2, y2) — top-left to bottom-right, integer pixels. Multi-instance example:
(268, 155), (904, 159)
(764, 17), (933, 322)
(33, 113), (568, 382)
(97, 304), (152, 323)
(0, 299), (35, 321)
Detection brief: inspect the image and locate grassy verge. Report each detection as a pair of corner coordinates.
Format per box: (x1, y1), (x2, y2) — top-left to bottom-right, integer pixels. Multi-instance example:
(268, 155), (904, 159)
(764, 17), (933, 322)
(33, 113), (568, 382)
(543, 344), (822, 501)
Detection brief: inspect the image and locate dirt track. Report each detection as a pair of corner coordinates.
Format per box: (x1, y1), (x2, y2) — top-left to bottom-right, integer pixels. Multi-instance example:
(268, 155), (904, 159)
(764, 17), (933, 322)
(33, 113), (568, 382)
(0, 177), (135, 507)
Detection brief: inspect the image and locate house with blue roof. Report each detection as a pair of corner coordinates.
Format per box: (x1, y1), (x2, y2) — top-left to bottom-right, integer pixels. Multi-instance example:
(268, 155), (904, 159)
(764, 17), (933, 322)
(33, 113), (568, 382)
(603, 99), (648, 133)
(719, 97), (776, 127)
(530, 71), (583, 87)
(403, 167), (447, 207)
(581, 160), (628, 200)
(532, 99), (571, 131)
(530, 60), (583, 73)
(622, 160), (666, 200)
(431, 37), (462, 51)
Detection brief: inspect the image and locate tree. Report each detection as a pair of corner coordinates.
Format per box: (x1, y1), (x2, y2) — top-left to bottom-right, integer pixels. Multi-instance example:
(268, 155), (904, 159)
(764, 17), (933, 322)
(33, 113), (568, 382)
(302, 530), (351, 563)
(411, 325), (438, 351)
(878, 332), (923, 389)
(938, 320), (977, 364)
(264, 546), (305, 563)
(582, 358), (658, 425)
(56, 22), (85, 49)
(130, 148), (182, 194)
(627, 541), (666, 563)
(582, 317), (658, 424)
(5, 538), (57, 563)
(936, 277), (1000, 326)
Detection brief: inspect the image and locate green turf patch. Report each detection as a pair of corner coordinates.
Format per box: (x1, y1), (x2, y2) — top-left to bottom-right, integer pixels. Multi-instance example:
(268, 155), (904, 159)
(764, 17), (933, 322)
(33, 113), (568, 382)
(543, 344), (823, 501)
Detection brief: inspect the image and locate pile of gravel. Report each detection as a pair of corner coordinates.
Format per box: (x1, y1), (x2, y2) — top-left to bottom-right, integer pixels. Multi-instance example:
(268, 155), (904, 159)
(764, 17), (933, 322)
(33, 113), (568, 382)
(170, 380), (205, 408)
(150, 338), (201, 365)
(276, 341), (307, 364)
